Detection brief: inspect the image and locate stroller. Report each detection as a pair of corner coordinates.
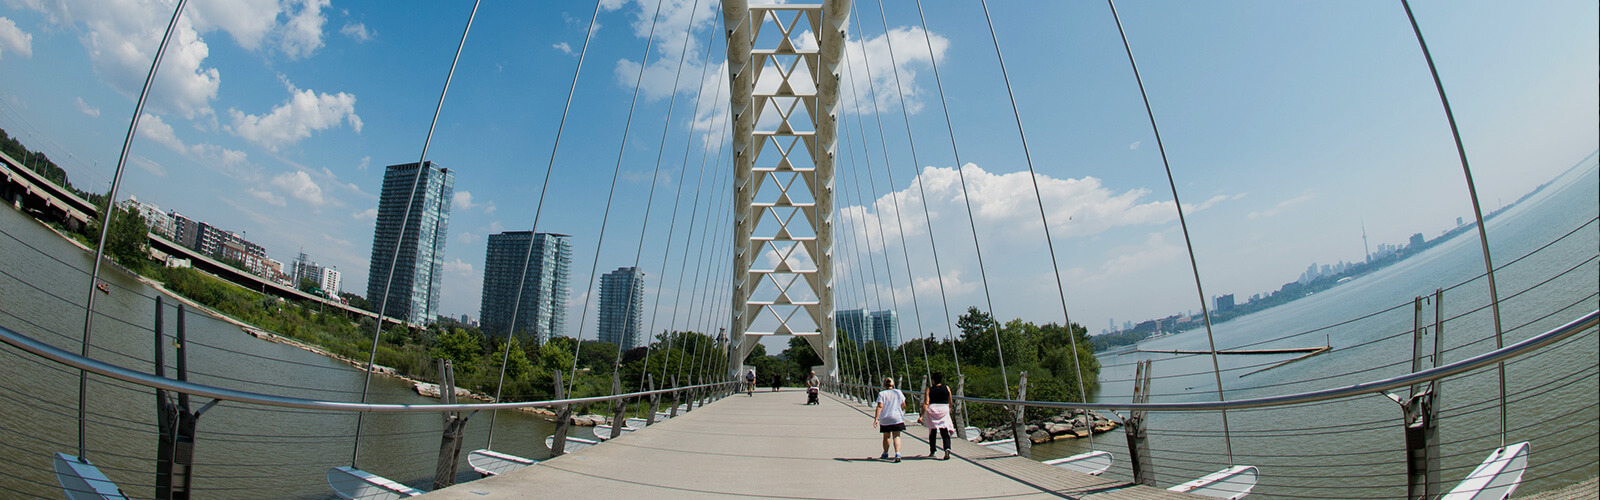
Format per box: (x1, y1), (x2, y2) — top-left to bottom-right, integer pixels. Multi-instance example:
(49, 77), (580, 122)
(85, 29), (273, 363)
(806, 386), (820, 405)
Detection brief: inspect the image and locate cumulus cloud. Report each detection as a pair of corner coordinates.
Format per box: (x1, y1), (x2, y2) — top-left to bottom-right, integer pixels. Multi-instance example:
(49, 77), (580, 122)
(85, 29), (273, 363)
(20, 0), (332, 120)
(356, 156), (371, 171)
(452, 190), (496, 214)
(270, 170), (325, 207)
(609, 0), (719, 101)
(833, 26), (949, 117)
(248, 188), (286, 206)
(352, 207), (377, 221)
(1248, 190), (1315, 219)
(553, 42), (573, 54)
(1129, 141), (1141, 150)
(443, 258), (473, 276)
(0, 17), (32, 60)
(74, 97), (101, 117)
(339, 22), (373, 42)
(278, 0), (330, 59)
(227, 78), (361, 151)
(137, 113), (257, 179)
(839, 163), (1192, 252)
(131, 156), (166, 177)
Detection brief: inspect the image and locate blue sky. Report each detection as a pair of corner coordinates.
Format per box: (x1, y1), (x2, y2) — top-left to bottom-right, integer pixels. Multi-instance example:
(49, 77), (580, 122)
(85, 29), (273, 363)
(1, 0), (1595, 350)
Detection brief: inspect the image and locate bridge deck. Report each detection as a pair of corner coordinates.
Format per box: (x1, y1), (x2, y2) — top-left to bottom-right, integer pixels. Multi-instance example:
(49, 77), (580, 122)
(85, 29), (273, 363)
(424, 389), (1200, 499)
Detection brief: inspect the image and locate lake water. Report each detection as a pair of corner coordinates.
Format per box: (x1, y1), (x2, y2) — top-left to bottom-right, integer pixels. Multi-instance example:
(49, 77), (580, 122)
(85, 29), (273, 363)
(0, 203), (577, 498)
(1026, 155), (1599, 497)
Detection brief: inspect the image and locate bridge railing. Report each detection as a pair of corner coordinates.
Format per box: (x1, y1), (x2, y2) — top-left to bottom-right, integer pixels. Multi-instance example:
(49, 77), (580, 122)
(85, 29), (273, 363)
(826, 304), (1595, 499)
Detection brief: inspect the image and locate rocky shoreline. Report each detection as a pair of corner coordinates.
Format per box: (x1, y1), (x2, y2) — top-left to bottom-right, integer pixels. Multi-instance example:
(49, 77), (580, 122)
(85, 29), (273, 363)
(974, 409), (1121, 444)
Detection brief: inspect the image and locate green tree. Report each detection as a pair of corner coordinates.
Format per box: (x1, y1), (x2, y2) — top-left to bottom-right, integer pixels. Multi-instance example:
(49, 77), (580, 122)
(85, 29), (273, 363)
(783, 336), (821, 372)
(100, 205), (148, 268)
(430, 328), (483, 373)
(491, 339), (534, 381)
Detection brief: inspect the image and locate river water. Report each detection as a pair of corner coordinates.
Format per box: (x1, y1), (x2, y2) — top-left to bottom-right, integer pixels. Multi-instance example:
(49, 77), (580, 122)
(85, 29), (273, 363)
(0, 204), (572, 497)
(1027, 156), (1599, 497)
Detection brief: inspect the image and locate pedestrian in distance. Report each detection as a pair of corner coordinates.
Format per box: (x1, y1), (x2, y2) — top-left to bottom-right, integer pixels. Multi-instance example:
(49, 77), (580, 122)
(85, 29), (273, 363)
(874, 377), (906, 462)
(745, 369), (756, 396)
(806, 371), (820, 405)
(922, 372), (955, 460)
(771, 373), (782, 392)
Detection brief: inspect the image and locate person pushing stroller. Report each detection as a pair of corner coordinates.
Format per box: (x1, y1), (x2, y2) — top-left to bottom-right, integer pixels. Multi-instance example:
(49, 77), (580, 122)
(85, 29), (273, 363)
(805, 371), (820, 405)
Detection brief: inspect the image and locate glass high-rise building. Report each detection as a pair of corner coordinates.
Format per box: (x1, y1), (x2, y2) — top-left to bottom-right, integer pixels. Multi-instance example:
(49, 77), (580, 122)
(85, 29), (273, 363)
(597, 266), (645, 349)
(835, 308), (871, 345)
(870, 310), (898, 347)
(367, 161), (454, 325)
(479, 231), (571, 343)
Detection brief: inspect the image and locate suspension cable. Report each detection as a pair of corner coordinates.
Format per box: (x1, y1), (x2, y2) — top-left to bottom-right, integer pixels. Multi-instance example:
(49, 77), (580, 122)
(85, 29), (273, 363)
(352, 0), (480, 468)
(676, 89), (733, 381)
(977, 0), (1095, 446)
(567, 0), (669, 394)
(77, 0), (188, 460)
(617, 0), (709, 379)
(854, 0), (967, 388)
(484, 0), (605, 450)
(1106, 0), (1235, 465)
(1399, 0), (1508, 448)
(663, 73), (731, 384)
(904, 0), (1012, 397)
(641, 10), (724, 393)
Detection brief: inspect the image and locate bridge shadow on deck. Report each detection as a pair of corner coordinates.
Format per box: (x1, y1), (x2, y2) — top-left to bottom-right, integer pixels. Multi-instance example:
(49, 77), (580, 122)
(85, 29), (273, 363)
(421, 390), (1201, 499)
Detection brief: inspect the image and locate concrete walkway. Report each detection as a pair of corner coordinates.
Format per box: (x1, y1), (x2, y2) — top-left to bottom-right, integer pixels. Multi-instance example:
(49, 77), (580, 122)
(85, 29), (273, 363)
(423, 389), (1201, 499)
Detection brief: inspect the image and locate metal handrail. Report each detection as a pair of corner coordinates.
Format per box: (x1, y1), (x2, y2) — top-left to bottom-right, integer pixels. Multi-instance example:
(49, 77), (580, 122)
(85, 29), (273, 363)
(0, 323), (736, 413)
(836, 310), (1597, 413)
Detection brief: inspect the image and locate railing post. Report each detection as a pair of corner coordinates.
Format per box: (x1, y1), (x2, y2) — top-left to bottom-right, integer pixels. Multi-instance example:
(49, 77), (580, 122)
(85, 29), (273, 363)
(669, 376), (681, 418)
(609, 372), (627, 440)
(1125, 360), (1155, 486)
(1012, 371), (1031, 457)
(550, 371), (571, 456)
(433, 359), (469, 490)
(154, 302), (201, 499)
(953, 374), (968, 439)
(1399, 292), (1443, 500)
(645, 374), (660, 426)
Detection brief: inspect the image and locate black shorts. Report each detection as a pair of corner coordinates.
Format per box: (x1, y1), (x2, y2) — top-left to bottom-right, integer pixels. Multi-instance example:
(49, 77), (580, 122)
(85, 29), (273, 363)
(879, 422), (906, 433)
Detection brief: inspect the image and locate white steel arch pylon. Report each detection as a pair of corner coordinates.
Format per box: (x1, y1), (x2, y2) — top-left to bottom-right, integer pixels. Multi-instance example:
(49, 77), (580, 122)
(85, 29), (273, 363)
(723, 0), (850, 381)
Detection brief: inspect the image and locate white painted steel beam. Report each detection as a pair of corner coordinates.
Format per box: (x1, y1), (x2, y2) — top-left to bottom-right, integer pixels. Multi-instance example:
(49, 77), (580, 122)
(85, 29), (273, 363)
(725, 0), (849, 380)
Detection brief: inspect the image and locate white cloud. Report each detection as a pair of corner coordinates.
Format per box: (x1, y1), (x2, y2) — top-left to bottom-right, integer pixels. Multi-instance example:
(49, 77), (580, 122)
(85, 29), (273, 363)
(553, 42), (573, 54)
(352, 207), (377, 221)
(248, 188), (286, 207)
(610, 0), (720, 101)
(834, 26), (950, 117)
(278, 0), (330, 59)
(1248, 190), (1315, 219)
(227, 79), (361, 151)
(443, 258), (473, 277)
(458, 232), (478, 245)
(1088, 232), (1184, 282)
(74, 97), (101, 117)
(339, 22), (373, 42)
(131, 156), (166, 177)
(270, 170), (324, 207)
(1129, 141), (1141, 150)
(0, 17), (33, 60)
(840, 163), (1188, 252)
(137, 113), (257, 180)
(356, 156), (371, 171)
(452, 190), (496, 214)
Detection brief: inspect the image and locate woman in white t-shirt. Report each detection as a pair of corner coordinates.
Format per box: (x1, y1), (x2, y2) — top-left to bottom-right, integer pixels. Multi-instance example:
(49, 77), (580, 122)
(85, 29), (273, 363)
(873, 377), (906, 462)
